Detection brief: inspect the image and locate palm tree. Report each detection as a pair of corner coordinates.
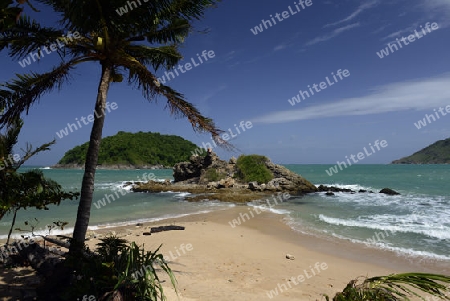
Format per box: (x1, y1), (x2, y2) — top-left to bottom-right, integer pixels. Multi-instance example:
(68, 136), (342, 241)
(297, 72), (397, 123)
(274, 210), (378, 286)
(0, 0), (38, 31)
(0, 0), (224, 254)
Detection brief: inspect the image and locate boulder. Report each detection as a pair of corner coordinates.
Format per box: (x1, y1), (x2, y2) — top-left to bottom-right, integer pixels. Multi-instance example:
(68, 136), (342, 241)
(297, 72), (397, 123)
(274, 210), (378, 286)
(218, 177), (235, 188)
(264, 161), (318, 193)
(248, 181), (260, 191)
(379, 188), (400, 195)
(317, 185), (355, 193)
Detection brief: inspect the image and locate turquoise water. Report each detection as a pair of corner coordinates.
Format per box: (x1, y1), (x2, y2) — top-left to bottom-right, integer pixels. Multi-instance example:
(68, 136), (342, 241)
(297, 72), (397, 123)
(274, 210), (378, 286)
(2, 165), (449, 261)
(277, 165), (450, 260)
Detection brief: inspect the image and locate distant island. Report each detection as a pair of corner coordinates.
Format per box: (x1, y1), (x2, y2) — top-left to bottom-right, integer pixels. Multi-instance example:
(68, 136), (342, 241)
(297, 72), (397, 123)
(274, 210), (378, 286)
(53, 131), (200, 169)
(391, 138), (450, 164)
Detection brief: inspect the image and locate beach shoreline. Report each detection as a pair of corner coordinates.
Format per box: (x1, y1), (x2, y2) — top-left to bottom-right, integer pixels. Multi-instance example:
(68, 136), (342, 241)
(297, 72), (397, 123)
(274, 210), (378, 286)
(79, 207), (449, 300)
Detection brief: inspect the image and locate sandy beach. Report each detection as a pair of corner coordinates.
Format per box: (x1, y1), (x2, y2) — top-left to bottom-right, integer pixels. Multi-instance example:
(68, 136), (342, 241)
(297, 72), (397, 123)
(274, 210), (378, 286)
(81, 207), (450, 301)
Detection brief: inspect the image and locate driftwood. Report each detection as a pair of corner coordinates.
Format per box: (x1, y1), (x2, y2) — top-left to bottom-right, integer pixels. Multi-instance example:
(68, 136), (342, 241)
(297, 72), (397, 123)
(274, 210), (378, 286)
(150, 225), (185, 234)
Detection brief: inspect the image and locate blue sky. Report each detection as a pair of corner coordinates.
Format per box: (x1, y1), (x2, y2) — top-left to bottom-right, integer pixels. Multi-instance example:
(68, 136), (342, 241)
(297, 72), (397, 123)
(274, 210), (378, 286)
(1, 0), (450, 165)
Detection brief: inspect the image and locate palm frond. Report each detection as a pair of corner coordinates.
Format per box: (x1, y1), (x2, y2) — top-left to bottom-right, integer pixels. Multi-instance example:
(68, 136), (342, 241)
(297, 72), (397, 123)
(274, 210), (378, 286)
(117, 53), (232, 150)
(327, 273), (450, 301)
(0, 15), (65, 58)
(144, 18), (191, 45)
(125, 44), (182, 70)
(0, 59), (80, 126)
(0, 118), (22, 158)
(16, 139), (55, 168)
(120, 55), (223, 137)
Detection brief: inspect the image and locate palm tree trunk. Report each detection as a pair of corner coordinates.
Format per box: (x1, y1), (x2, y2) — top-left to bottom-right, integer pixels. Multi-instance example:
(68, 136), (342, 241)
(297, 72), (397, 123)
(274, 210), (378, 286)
(70, 64), (112, 254)
(6, 207), (18, 244)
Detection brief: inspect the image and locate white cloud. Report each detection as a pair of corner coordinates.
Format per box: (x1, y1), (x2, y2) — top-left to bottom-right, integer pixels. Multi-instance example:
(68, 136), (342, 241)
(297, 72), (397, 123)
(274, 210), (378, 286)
(274, 44), (286, 51)
(422, 0), (450, 13)
(305, 23), (360, 46)
(381, 23), (418, 41)
(253, 73), (450, 124)
(199, 84), (227, 103)
(418, 0), (450, 28)
(324, 0), (379, 28)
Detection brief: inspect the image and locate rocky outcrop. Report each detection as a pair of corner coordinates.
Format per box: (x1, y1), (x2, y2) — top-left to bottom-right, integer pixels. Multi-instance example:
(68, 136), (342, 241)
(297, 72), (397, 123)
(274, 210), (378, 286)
(173, 152), (234, 183)
(264, 161), (317, 193)
(52, 163), (169, 170)
(134, 152), (318, 200)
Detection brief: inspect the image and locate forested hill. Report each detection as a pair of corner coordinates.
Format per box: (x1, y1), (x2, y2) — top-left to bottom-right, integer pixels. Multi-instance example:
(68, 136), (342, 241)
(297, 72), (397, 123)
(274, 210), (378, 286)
(55, 131), (199, 168)
(391, 138), (450, 164)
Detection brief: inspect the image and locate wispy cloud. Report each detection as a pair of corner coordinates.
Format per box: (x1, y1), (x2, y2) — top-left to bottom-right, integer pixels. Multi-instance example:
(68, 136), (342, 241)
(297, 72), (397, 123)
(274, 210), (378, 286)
(305, 23), (360, 46)
(421, 0), (450, 28)
(199, 84), (227, 103)
(222, 50), (237, 62)
(381, 23), (418, 41)
(274, 44), (286, 51)
(324, 0), (379, 28)
(253, 73), (450, 124)
(423, 0), (450, 14)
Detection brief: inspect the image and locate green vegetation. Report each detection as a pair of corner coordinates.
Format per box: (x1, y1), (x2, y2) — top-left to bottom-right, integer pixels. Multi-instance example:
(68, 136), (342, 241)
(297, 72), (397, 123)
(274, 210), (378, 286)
(58, 131), (199, 167)
(392, 138), (450, 164)
(64, 236), (177, 300)
(326, 273), (450, 301)
(235, 154), (273, 184)
(0, 0), (39, 31)
(204, 168), (227, 182)
(0, 0), (223, 253)
(0, 119), (79, 243)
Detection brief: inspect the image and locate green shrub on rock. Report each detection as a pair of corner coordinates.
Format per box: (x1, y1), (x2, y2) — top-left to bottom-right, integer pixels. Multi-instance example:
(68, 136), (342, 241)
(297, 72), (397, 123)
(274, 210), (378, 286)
(204, 168), (227, 182)
(235, 155), (273, 184)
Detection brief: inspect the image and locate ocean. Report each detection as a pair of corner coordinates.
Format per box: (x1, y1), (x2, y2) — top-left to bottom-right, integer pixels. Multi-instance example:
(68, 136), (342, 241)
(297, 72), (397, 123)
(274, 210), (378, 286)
(1, 165), (449, 262)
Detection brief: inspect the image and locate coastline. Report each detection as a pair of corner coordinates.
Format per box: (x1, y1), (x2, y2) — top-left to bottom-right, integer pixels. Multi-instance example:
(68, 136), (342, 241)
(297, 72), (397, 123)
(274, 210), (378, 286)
(83, 207), (449, 300)
(50, 164), (173, 170)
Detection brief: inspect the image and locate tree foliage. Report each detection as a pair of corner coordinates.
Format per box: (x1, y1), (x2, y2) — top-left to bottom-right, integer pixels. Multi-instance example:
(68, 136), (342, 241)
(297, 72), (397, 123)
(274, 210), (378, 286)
(64, 236), (177, 301)
(235, 154), (273, 184)
(0, 0), (225, 252)
(0, 118), (79, 243)
(0, 0), (39, 31)
(58, 131), (199, 167)
(392, 138), (450, 164)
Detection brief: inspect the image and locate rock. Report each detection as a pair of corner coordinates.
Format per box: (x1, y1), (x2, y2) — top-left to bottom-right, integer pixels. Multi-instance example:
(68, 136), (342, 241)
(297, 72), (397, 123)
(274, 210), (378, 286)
(286, 254), (295, 260)
(317, 185), (355, 193)
(248, 181), (260, 191)
(143, 232), (151, 236)
(136, 223), (143, 227)
(173, 155), (207, 182)
(379, 188), (400, 195)
(325, 191), (335, 196)
(266, 178), (291, 191)
(174, 151), (233, 184)
(207, 181), (218, 189)
(134, 152), (320, 199)
(218, 177), (235, 188)
(358, 189), (367, 193)
(264, 162), (317, 193)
